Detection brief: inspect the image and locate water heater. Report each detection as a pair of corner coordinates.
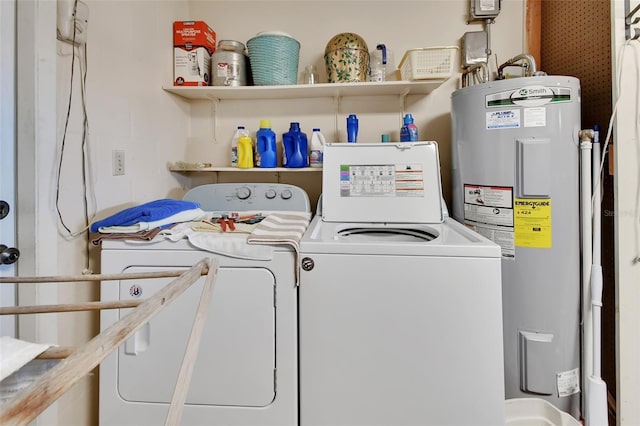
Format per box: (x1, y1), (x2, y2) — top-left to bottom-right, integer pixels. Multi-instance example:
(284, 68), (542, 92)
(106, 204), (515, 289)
(450, 76), (582, 418)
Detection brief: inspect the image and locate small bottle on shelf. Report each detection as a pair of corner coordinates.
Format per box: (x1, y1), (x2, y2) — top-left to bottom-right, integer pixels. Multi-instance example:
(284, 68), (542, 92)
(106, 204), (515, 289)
(309, 128), (326, 168)
(400, 113), (418, 142)
(237, 134), (254, 168)
(230, 125), (249, 167)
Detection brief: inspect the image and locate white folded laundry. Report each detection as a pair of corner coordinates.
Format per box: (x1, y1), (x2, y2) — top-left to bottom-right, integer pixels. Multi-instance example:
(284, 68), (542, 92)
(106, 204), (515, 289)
(187, 233), (274, 261)
(98, 208), (206, 234)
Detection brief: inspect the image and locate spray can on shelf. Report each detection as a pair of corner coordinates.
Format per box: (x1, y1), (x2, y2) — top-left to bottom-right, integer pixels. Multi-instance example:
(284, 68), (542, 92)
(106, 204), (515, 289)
(310, 128), (326, 168)
(400, 113), (418, 142)
(282, 122), (308, 168)
(256, 119), (277, 168)
(230, 125), (249, 167)
(237, 133), (254, 168)
(347, 114), (358, 143)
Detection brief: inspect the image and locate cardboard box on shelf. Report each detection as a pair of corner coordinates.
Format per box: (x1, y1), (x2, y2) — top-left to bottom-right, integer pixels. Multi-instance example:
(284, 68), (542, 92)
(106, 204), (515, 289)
(173, 21), (216, 86)
(174, 21), (216, 52)
(174, 46), (212, 86)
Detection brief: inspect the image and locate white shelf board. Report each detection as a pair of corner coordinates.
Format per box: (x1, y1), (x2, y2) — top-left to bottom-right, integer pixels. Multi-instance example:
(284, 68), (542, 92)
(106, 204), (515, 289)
(170, 166), (322, 173)
(163, 80), (447, 101)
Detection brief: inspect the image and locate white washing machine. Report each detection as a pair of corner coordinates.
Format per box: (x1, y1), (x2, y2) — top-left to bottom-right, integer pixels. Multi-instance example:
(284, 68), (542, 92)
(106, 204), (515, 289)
(298, 143), (506, 426)
(99, 183), (309, 426)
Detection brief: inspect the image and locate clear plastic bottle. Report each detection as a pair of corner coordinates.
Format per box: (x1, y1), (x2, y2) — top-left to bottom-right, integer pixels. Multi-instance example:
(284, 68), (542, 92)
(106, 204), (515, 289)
(310, 128), (326, 168)
(369, 44), (387, 82)
(230, 125), (249, 167)
(400, 113), (418, 142)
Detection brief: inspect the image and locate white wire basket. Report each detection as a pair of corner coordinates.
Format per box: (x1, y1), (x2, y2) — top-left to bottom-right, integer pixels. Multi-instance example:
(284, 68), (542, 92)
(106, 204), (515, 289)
(398, 46), (458, 81)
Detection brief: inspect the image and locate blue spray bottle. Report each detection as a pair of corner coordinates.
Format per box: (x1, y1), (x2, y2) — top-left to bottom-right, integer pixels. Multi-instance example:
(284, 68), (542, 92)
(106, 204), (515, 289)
(347, 114), (358, 143)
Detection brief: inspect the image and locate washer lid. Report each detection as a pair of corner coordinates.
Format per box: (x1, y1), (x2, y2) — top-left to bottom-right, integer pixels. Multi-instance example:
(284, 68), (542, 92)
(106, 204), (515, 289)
(321, 142), (444, 223)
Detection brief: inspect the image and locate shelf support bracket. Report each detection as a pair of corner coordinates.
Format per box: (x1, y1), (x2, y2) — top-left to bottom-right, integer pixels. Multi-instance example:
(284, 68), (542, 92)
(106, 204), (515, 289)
(333, 94), (342, 142)
(211, 98), (220, 144)
(398, 88), (410, 124)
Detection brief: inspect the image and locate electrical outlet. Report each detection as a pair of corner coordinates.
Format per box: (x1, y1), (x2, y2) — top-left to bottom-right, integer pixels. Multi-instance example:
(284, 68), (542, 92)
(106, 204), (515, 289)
(112, 150), (125, 176)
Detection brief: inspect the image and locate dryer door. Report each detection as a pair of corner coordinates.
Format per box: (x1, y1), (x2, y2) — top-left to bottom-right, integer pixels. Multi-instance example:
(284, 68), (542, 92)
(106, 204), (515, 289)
(116, 266), (276, 407)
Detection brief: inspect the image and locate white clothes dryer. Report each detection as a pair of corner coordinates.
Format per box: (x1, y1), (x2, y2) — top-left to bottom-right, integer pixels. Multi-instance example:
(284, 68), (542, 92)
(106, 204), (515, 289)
(298, 143), (505, 426)
(99, 183), (309, 426)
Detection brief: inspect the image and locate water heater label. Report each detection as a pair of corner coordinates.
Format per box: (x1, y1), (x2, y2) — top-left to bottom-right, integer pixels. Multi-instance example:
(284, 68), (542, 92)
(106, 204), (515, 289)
(486, 110), (520, 129)
(340, 164), (424, 197)
(524, 107), (546, 127)
(557, 368), (580, 397)
(463, 184), (515, 258)
(514, 198), (552, 248)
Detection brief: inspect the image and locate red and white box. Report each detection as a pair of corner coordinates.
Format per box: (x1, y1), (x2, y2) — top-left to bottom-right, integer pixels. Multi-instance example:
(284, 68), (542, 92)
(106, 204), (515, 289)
(173, 21), (217, 86)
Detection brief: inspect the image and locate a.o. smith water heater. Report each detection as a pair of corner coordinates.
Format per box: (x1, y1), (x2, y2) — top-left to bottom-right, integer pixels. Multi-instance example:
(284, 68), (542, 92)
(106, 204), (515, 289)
(451, 76), (582, 418)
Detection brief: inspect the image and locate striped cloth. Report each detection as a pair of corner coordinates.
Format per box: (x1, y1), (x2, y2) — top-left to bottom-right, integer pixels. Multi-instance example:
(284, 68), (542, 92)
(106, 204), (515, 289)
(247, 211), (312, 285)
(246, 212), (312, 252)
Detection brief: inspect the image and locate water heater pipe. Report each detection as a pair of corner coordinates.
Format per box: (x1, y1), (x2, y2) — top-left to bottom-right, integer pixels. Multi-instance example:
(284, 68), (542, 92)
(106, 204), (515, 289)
(587, 129), (608, 426)
(579, 128), (608, 426)
(578, 130), (593, 421)
(497, 53), (537, 79)
(461, 62), (489, 87)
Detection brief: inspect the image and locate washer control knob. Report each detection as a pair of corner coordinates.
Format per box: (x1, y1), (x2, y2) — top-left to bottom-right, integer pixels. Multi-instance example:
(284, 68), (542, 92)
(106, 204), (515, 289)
(265, 189), (277, 199)
(281, 189), (293, 200)
(301, 257), (314, 271)
(236, 187), (251, 200)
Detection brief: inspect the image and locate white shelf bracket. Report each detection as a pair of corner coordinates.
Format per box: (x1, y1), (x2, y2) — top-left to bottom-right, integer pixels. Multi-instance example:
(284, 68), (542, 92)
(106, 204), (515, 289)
(211, 97), (220, 144)
(333, 94), (342, 142)
(398, 88), (410, 125)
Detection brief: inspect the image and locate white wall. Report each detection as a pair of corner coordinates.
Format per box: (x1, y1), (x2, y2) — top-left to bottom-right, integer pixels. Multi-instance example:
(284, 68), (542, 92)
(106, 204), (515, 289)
(611, 1), (640, 424)
(26, 0), (637, 424)
(186, 0), (526, 202)
(50, 1), (527, 424)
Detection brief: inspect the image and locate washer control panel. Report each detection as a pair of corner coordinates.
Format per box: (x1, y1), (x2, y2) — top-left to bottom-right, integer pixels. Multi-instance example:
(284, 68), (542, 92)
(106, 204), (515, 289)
(183, 183), (310, 213)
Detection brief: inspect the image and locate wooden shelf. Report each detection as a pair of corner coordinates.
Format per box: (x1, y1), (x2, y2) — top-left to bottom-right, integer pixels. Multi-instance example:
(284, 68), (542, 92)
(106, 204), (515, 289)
(163, 80), (447, 101)
(170, 165), (322, 173)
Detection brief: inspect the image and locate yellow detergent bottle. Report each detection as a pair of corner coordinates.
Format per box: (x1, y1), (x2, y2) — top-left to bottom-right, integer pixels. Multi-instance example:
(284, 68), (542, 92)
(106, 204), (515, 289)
(237, 134), (254, 168)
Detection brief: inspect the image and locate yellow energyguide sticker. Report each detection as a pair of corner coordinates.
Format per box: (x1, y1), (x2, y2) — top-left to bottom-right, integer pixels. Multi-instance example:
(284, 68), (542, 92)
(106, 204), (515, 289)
(514, 198), (552, 248)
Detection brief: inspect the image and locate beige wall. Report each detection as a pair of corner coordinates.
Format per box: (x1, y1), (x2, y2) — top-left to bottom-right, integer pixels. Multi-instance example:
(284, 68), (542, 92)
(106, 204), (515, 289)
(50, 1), (528, 425)
(17, 0), (634, 424)
(50, 2), (524, 424)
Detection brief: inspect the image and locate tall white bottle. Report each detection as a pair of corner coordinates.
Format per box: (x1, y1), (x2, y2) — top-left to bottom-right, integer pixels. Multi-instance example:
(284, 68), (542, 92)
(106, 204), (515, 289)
(231, 125), (249, 167)
(309, 128), (326, 168)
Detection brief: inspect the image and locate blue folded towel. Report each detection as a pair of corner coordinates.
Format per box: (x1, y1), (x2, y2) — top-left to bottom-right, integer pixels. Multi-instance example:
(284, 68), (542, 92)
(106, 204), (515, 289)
(90, 199), (201, 233)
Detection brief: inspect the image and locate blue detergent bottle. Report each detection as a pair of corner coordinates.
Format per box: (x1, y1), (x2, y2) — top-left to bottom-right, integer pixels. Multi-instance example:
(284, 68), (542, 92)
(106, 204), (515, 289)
(282, 122), (308, 168)
(400, 113), (418, 142)
(256, 119), (277, 168)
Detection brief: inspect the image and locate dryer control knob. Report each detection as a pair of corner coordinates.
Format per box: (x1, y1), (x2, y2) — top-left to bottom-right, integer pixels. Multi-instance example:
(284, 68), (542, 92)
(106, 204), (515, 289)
(281, 189), (293, 200)
(236, 187), (252, 200)
(265, 189), (277, 199)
